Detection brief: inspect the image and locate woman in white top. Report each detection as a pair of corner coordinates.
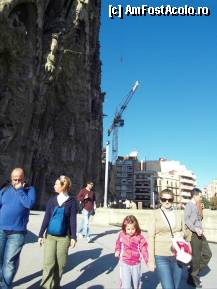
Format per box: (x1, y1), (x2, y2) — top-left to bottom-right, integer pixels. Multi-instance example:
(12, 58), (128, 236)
(148, 189), (185, 289)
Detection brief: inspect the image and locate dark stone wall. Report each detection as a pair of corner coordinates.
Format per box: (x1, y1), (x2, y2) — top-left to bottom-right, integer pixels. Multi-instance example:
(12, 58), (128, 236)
(0, 0), (103, 208)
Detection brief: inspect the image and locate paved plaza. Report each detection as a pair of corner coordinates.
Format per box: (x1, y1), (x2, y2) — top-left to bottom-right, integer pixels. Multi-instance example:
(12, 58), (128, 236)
(13, 211), (216, 289)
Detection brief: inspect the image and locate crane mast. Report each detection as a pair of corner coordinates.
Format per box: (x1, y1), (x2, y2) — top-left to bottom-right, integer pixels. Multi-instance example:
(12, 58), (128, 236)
(108, 80), (139, 163)
(103, 80), (139, 207)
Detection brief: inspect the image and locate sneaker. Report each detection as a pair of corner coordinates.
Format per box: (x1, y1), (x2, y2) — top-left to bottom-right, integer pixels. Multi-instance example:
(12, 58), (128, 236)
(86, 237), (91, 243)
(77, 233), (83, 239)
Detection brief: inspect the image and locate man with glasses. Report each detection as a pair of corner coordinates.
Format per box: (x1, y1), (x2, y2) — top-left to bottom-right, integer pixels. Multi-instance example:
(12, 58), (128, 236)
(184, 188), (212, 288)
(0, 168), (36, 289)
(76, 181), (96, 243)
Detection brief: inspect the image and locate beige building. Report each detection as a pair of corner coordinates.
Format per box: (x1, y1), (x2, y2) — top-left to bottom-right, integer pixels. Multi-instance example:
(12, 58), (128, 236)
(156, 171), (180, 205)
(145, 158), (196, 205)
(112, 155), (196, 208)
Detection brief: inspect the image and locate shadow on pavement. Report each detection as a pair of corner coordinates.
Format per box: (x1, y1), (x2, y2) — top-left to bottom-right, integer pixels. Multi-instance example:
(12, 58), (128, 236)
(27, 280), (41, 289)
(62, 253), (118, 288)
(87, 285), (104, 289)
(14, 248), (103, 289)
(90, 229), (119, 243)
(141, 270), (160, 289)
(65, 248), (103, 272)
(13, 271), (42, 288)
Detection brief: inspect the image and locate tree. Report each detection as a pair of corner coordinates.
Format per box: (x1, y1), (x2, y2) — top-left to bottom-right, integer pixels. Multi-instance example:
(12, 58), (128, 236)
(201, 196), (210, 209)
(210, 196), (217, 210)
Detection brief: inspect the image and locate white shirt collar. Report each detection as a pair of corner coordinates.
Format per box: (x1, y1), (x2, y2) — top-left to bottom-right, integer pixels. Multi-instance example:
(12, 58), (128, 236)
(57, 192), (69, 206)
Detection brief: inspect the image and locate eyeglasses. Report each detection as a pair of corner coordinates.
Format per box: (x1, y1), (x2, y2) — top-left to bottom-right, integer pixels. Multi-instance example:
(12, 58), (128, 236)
(160, 198), (173, 203)
(12, 179), (22, 182)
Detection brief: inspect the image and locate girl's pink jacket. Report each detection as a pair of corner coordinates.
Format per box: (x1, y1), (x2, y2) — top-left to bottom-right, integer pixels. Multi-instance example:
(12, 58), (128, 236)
(115, 231), (148, 265)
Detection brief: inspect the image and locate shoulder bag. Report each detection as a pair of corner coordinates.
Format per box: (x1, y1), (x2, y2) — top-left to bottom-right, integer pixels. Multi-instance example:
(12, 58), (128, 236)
(160, 208), (192, 265)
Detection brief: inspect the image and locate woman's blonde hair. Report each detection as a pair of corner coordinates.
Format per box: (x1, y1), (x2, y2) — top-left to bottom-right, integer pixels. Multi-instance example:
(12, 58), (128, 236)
(57, 175), (72, 192)
(159, 188), (174, 199)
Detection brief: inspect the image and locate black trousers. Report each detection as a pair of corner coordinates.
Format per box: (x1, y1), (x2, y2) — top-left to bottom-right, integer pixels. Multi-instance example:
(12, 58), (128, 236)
(190, 232), (212, 277)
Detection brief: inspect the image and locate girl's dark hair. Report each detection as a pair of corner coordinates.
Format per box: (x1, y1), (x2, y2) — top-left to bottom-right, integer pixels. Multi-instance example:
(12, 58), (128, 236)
(122, 215), (141, 235)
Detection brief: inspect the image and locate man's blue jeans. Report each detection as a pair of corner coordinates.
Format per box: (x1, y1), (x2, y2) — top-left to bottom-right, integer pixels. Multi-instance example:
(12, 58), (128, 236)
(77, 209), (91, 239)
(155, 255), (183, 289)
(0, 230), (25, 289)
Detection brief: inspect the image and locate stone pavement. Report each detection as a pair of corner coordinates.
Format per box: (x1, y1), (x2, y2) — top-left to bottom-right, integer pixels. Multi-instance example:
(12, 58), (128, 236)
(13, 211), (216, 289)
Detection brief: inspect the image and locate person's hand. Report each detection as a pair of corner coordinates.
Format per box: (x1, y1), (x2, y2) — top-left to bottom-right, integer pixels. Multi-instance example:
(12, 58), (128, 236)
(38, 238), (44, 247)
(70, 239), (76, 248)
(14, 182), (24, 190)
(195, 228), (203, 236)
(115, 251), (120, 258)
(84, 194), (88, 199)
(148, 264), (155, 272)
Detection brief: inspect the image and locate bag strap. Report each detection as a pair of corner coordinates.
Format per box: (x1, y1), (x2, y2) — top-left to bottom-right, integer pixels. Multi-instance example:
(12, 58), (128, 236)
(160, 208), (174, 238)
(51, 207), (58, 216)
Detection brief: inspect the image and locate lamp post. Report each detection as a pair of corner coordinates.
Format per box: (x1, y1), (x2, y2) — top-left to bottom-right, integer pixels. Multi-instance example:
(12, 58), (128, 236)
(103, 141), (110, 207)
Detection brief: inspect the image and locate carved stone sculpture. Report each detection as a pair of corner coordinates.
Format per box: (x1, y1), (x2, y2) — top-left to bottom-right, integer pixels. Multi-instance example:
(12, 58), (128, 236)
(0, 0), (103, 208)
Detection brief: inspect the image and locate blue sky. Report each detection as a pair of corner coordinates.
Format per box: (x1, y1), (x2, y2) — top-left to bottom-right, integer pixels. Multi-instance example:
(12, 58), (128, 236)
(100, 0), (217, 188)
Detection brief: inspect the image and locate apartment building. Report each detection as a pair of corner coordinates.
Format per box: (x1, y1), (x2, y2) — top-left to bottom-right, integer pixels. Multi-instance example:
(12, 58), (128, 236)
(145, 158), (196, 205)
(112, 156), (196, 208)
(134, 170), (156, 208)
(113, 154), (139, 200)
(206, 180), (217, 199)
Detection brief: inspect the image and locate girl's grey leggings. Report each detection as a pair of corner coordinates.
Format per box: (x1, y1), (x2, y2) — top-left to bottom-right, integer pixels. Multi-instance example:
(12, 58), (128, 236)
(119, 261), (141, 289)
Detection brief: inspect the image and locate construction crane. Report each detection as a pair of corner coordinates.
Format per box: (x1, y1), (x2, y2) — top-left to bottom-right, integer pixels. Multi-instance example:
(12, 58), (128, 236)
(108, 80), (139, 163)
(103, 80), (139, 207)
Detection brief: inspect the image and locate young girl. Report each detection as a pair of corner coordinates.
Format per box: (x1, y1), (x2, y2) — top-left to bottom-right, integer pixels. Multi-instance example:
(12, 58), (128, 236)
(115, 215), (148, 289)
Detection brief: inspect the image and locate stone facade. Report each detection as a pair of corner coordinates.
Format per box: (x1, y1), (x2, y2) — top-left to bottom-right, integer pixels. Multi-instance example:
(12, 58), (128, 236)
(0, 0), (103, 208)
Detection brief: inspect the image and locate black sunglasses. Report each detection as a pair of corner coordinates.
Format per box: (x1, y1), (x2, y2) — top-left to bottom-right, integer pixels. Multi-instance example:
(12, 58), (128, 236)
(160, 197), (173, 203)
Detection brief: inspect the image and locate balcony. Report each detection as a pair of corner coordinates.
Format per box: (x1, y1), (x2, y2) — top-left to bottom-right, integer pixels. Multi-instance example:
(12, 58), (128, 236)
(180, 176), (195, 183)
(180, 184), (194, 191)
(181, 191), (191, 197)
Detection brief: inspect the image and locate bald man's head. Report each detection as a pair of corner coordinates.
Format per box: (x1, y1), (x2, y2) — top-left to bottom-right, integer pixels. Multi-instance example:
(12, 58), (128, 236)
(11, 168), (24, 189)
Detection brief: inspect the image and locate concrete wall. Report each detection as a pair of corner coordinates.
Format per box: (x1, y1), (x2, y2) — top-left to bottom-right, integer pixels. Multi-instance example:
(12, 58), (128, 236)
(92, 208), (217, 243)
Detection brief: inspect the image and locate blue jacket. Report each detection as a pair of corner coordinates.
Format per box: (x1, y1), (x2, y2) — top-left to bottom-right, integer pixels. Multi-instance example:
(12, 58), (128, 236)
(0, 185), (36, 232)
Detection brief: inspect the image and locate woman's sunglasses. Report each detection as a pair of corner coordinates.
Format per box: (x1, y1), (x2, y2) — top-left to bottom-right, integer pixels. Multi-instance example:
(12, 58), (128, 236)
(160, 198), (173, 203)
